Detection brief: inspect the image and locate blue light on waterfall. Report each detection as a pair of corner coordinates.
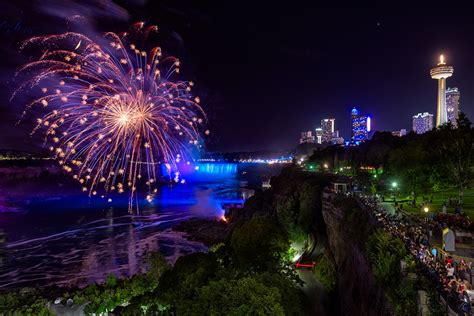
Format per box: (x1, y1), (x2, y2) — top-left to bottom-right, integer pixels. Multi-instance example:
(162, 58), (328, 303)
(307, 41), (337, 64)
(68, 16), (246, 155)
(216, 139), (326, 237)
(194, 163), (237, 175)
(160, 162), (237, 181)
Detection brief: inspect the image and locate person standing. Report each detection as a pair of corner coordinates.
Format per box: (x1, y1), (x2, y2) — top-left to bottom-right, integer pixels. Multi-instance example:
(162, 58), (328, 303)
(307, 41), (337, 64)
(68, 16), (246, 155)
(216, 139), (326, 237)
(447, 263), (455, 279)
(461, 291), (471, 316)
(459, 260), (466, 281)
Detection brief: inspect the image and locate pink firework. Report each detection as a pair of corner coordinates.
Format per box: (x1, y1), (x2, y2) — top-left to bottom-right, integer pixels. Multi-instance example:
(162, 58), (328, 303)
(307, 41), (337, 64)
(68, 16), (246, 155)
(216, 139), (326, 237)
(13, 22), (207, 208)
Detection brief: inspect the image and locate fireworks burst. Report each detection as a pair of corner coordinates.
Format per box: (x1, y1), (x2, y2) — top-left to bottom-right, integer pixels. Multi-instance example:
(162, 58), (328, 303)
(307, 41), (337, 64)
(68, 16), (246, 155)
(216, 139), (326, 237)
(13, 22), (207, 209)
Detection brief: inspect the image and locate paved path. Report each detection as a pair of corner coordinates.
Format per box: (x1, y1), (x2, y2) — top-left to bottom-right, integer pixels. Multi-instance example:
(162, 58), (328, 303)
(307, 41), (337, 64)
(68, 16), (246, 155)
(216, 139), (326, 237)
(298, 269), (329, 315)
(380, 202), (396, 216)
(298, 228), (330, 315)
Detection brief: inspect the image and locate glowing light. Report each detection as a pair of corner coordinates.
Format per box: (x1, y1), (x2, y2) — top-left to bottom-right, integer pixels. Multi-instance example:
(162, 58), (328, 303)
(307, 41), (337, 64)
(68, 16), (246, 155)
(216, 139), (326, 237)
(424, 207), (429, 213)
(367, 116), (371, 132)
(295, 261), (316, 268)
(14, 23), (208, 210)
(439, 54), (445, 65)
(392, 182), (398, 188)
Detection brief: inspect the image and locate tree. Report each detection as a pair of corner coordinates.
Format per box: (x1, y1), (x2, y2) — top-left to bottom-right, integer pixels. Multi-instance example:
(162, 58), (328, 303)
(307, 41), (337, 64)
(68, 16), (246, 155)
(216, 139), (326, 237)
(255, 272), (307, 315)
(312, 252), (337, 292)
(178, 276), (285, 315)
(388, 142), (430, 201)
(230, 216), (289, 271)
(147, 252), (170, 281)
(434, 113), (474, 202)
(361, 132), (399, 173)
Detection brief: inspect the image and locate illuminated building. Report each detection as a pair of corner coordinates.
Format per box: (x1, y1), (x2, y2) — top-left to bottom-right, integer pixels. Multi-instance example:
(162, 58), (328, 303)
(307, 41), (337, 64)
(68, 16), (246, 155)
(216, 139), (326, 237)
(412, 112), (433, 134)
(391, 129), (407, 137)
(301, 118), (340, 145)
(430, 55), (454, 127)
(315, 128), (323, 144)
(300, 131), (315, 144)
(446, 87), (460, 126)
(350, 107), (371, 142)
(321, 118), (335, 143)
(331, 132), (345, 145)
(351, 107), (359, 139)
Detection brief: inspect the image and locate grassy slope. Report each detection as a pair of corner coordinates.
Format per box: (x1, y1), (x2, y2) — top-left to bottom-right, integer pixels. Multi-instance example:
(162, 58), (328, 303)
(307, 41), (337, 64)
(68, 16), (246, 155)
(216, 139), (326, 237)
(390, 189), (474, 219)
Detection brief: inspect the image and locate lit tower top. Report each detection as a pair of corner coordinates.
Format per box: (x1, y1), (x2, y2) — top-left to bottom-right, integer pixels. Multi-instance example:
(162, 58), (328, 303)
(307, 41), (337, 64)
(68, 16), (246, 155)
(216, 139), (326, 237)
(430, 54), (454, 127)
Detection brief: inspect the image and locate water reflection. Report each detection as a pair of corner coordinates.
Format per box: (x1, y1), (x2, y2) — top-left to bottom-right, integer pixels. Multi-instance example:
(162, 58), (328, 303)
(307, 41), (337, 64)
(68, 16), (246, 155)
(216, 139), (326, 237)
(0, 180), (245, 290)
(0, 229), (5, 270)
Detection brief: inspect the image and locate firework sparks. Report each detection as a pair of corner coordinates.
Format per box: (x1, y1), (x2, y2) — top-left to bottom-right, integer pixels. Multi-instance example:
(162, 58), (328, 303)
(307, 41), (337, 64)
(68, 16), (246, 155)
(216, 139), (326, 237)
(13, 23), (206, 210)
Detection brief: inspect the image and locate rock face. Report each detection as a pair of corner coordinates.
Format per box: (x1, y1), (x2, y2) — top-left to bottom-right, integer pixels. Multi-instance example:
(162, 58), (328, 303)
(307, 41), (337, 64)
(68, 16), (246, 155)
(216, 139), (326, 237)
(172, 218), (229, 246)
(322, 194), (393, 316)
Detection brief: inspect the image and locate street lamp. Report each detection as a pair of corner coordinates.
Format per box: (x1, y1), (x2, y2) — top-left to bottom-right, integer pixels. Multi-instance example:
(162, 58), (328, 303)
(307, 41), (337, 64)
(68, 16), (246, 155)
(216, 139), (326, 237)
(424, 206), (429, 213)
(323, 163), (329, 169)
(391, 182), (399, 202)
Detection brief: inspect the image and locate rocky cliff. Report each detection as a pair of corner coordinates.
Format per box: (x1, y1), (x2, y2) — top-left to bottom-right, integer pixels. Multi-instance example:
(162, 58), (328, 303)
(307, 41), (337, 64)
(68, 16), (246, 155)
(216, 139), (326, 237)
(321, 193), (393, 316)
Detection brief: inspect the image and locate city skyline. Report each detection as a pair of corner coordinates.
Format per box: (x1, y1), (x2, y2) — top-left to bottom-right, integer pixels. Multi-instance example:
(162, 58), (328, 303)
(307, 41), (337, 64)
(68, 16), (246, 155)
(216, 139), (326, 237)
(300, 54), (462, 144)
(1, 4), (474, 152)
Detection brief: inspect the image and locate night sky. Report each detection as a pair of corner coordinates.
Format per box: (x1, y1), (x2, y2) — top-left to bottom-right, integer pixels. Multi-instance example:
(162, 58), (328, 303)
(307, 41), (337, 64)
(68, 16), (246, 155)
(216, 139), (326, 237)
(1, 1), (474, 152)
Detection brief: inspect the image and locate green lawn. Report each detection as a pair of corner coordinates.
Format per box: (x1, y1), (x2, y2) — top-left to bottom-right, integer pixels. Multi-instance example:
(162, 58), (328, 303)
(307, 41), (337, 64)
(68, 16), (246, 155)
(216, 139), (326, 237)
(386, 189), (474, 219)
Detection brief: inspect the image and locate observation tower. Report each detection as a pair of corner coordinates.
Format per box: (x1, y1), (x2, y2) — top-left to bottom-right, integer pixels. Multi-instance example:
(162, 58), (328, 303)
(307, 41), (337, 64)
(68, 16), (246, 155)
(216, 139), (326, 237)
(430, 55), (454, 127)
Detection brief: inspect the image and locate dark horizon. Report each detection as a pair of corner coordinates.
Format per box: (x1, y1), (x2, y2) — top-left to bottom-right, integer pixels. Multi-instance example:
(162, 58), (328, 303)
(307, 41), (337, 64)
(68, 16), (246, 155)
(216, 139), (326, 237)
(1, 2), (474, 153)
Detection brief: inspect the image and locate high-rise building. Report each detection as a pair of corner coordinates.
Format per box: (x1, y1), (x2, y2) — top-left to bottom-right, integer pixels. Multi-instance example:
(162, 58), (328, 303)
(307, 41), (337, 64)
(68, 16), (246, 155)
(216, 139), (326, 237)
(351, 107), (371, 142)
(331, 130), (344, 144)
(351, 108), (359, 139)
(314, 128), (323, 144)
(391, 129), (407, 137)
(412, 112), (433, 134)
(430, 55), (454, 127)
(446, 87), (460, 126)
(300, 131), (315, 144)
(321, 118), (335, 143)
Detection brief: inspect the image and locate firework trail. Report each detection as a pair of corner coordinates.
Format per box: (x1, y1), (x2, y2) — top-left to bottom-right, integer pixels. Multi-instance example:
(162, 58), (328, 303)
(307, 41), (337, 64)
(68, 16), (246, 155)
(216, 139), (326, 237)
(13, 22), (208, 209)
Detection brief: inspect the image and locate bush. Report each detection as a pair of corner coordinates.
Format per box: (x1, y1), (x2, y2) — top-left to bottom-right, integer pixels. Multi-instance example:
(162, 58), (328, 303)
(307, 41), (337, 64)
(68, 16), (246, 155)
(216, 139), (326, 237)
(366, 231), (416, 316)
(391, 279), (418, 316)
(312, 252), (337, 292)
(0, 288), (52, 315)
(427, 290), (446, 316)
(366, 230), (407, 287)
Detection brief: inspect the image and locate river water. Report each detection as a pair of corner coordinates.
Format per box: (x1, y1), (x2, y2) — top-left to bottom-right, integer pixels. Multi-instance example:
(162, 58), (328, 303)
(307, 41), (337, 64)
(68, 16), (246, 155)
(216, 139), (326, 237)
(0, 178), (247, 290)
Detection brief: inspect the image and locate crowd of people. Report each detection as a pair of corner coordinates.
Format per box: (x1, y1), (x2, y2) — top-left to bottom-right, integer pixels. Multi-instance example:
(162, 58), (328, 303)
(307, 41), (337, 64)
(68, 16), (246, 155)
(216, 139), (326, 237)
(360, 195), (473, 315)
(435, 213), (474, 232)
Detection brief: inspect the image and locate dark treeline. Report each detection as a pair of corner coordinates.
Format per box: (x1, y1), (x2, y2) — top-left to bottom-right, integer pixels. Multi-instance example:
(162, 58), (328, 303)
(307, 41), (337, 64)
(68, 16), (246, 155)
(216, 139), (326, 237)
(308, 113), (474, 203)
